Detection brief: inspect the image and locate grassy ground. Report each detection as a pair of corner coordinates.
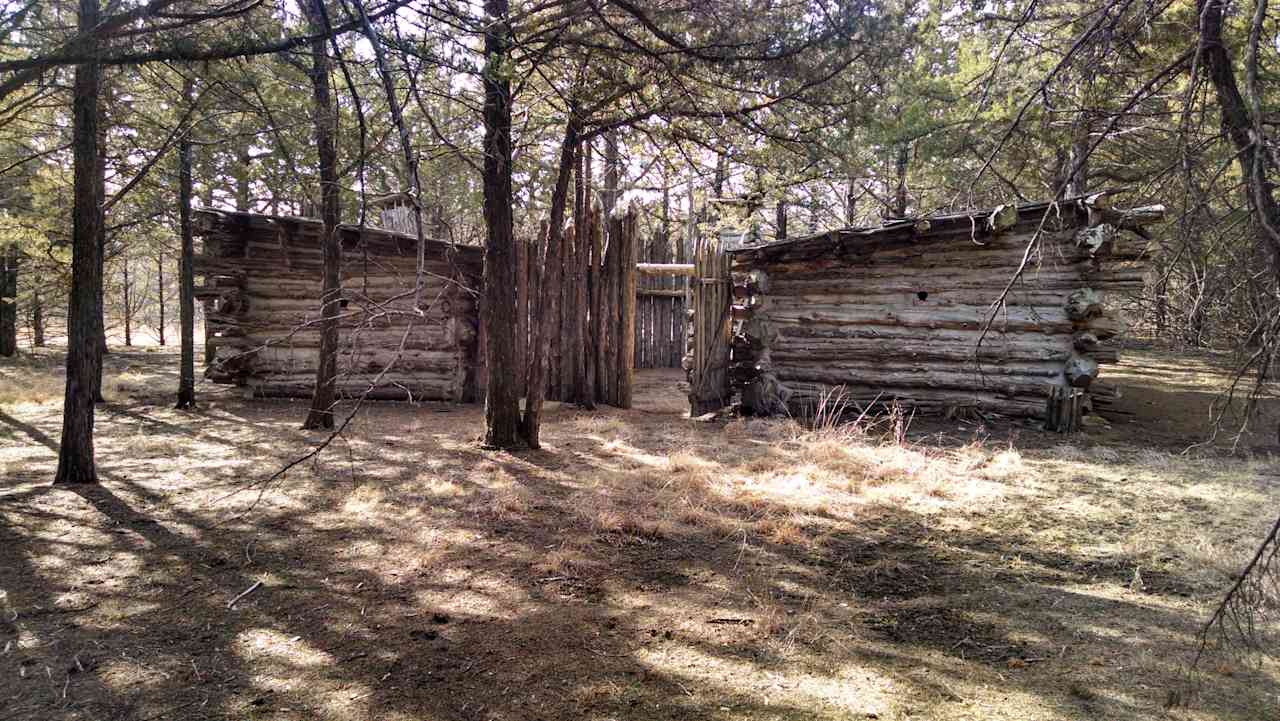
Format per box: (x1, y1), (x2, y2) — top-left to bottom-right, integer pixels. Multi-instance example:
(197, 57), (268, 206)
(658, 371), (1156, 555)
(1, 347), (1278, 720)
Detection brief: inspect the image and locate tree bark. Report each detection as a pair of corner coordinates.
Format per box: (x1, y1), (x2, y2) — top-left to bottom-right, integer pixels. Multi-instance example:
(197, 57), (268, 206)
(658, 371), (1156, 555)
(121, 258), (132, 346)
(481, 0), (521, 448)
(176, 74), (196, 409)
(54, 0), (103, 484)
(0, 247), (16, 356)
(91, 77), (108, 404)
(893, 142), (909, 218)
(520, 114), (578, 448)
(604, 131), (620, 216)
(155, 252), (166, 346)
(1198, 0), (1280, 284)
(845, 174), (858, 226)
(31, 283), (44, 347)
(301, 0), (342, 430)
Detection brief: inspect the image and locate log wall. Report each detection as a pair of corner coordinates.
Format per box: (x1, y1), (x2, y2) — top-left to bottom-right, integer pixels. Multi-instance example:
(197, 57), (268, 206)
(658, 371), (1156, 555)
(192, 209), (484, 401)
(729, 197), (1161, 425)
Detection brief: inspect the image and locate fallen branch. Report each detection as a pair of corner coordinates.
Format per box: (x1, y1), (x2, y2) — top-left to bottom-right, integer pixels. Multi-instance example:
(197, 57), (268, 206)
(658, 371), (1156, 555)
(226, 580), (262, 609)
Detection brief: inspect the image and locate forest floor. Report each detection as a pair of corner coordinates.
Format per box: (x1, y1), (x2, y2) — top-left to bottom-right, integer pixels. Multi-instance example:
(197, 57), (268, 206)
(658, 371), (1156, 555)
(2, 346), (1279, 721)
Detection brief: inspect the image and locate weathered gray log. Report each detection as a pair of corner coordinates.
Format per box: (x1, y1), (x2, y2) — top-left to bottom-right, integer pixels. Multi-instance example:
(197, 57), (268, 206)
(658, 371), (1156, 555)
(1064, 353), (1099, 388)
(988, 203), (1019, 233)
(1065, 288), (1104, 320)
(638, 288), (687, 297)
(637, 263), (695, 276)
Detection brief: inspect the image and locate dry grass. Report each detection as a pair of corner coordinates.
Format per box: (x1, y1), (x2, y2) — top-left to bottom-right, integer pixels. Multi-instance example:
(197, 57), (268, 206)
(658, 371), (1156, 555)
(2, 353), (1278, 721)
(0, 366), (63, 408)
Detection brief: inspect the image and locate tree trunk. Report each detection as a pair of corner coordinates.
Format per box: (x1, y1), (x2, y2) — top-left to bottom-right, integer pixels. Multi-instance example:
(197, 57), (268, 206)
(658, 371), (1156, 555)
(235, 130), (251, 212)
(91, 79), (108, 404)
(32, 283), (44, 347)
(481, 0), (521, 448)
(775, 197), (787, 241)
(1198, 0), (1280, 285)
(54, 0), (103, 484)
(845, 174), (858, 226)
(604, 131), (620, 217)
(520, 114), (578, 448)
(893, 142), (909, 218)
(0, 247), (16, 357)
(121, 258), (132, 346)
(176, 75), (197, 409)
(572, 138), (589, 406)
(156, 252), (166, 346)
(301, 0), (342, 430)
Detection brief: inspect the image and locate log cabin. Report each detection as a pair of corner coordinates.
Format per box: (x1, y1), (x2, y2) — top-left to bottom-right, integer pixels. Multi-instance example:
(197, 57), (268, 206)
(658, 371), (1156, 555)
(727, 194), (1163, 429)
(192, 209), (485, 402)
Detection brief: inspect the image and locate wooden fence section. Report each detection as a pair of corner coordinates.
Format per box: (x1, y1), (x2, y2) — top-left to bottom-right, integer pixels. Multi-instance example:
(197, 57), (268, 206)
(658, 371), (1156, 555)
(519, 206), (639, 408)
(633, 231), (688, 369)
(686, 231), (733, 414)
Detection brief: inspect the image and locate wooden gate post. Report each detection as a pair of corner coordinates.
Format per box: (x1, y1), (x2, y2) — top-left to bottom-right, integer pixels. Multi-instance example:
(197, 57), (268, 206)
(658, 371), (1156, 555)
(618, 207), (639, 408)
(687, 230), (732, 415)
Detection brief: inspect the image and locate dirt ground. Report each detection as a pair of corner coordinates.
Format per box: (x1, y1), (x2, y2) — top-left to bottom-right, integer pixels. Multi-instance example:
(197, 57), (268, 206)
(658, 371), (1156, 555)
(2, 346), (1279, 721)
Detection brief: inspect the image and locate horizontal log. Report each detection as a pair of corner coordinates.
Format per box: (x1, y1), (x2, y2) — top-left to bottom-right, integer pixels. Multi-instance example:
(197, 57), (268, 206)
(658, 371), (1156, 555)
(247, 377), (462, 402)
(637, 263), (696, 276)
(759, 289), (1076, 308)
(211, 329), (456, 351)
(767, 323), (1073, 346)
(248, 357), (460, 376)
(767, 340), (1074, 364)
(637, 288), (687, 297)
(767, 381), (1050, 418)
(253, 346), (460, 364)
(769, 364), (1062, 398)
(760, 303), (1073, 333)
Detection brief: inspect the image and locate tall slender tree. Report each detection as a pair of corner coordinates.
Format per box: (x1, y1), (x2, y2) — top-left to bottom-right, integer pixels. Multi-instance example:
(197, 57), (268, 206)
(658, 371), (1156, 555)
(481, 0), (521, 448)
(0, 246), (15, 356)
(301, 0), (342, 430)
(54, 0), (104, 485)
(176, 74), (197, 410)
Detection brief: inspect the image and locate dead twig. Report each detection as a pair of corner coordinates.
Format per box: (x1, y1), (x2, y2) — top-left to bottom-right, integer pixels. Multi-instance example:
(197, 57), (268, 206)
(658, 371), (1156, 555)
(226, 580), (262, 609)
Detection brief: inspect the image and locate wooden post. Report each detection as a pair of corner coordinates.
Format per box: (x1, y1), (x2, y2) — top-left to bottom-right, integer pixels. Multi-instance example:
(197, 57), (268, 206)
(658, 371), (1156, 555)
(574, 210), (590, 405)
(637, 233), (650, 369)
(606, 213), (623, 405)
(521, 221), (548, 438)
(582, 209), (597, 409)
(559, 220), (575, 399)
(688, 224), (731, 415)
(619, 207), (638, 408)
(591, 207), (606, 405)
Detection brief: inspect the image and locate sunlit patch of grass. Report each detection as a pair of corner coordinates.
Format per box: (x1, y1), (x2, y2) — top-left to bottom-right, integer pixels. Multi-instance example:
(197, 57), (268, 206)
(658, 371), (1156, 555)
(103, 370), (151, 401)
(120, 432), (184, 458)
(756, 514), (808, 546)
(0, 368), (63, 409)
(341, 484), (386, 515)
(474, 486), (530, 521)
(976, 447), (1030, 482)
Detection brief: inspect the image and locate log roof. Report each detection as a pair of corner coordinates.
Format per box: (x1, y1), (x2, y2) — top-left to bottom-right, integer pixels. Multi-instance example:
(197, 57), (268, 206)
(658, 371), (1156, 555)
(728, 194), (1162, 268)
(193, 207), (484, 266)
